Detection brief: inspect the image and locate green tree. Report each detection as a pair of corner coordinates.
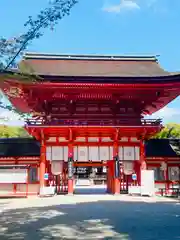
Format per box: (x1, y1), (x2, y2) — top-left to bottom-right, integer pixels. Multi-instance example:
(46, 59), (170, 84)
(0, 126), (31, 138)
(154, 123), (180, 139)
(0, 0), (78, 70)
(0, 0), (78, 115)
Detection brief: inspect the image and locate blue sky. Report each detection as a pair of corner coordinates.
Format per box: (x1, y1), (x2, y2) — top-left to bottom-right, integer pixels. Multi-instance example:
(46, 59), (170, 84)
(0, 0), (180, 125)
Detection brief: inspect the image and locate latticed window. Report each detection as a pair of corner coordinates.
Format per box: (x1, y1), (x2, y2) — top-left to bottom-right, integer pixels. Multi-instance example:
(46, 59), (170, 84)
(28, 167), (38, 183)
(168, 167), (180, 181)
(148, 167), (165, 181)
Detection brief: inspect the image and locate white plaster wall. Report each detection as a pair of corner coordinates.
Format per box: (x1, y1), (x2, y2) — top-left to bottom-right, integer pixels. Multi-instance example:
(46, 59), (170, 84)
(16, 184), (39, 194)
(0, 184), (13, 194)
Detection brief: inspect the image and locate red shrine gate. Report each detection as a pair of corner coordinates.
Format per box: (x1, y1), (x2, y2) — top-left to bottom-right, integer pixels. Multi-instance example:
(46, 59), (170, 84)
(25, 126), (159, 194)
(1, 53), (180, 195)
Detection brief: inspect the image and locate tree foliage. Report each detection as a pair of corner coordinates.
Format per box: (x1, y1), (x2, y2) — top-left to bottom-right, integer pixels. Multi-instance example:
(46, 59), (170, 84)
(154, 123), (180, 139)
(0, 0), (78, 115)
(0, 0), (78, 69)
(0, 126), (31, 138)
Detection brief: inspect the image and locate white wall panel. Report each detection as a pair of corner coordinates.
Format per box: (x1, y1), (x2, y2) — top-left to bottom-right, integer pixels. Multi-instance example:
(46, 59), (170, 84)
(88, 137), (99, 142)
(75, 137), (86, 142)
(101, 137), (113, 142)
(120, 137), (128, 142)
(46, 137), (56, 142)
(59, 137), (68, 142)
(0, 169), (27, 183)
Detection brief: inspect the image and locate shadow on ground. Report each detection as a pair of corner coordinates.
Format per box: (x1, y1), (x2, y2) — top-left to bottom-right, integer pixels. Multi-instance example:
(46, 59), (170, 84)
(74, 185), (107, 195)
(0, 198), (180, 240)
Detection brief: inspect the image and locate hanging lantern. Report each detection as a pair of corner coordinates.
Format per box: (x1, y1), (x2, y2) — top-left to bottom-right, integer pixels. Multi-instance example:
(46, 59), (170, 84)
(51, 160), (64, 175)
(123, 162), (134, 175)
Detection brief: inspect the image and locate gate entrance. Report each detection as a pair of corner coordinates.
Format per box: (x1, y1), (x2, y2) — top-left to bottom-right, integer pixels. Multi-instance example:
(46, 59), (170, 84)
(73, 162), (108, 194)
(46, 144), (138, 195)
(49, 160), (131, 195)
(74, 162), (107, 185)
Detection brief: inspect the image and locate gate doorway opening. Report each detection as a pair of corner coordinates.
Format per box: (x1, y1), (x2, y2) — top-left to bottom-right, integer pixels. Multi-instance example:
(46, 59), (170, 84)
(49, 160), (133, 195)
(73, 162), (108, 194)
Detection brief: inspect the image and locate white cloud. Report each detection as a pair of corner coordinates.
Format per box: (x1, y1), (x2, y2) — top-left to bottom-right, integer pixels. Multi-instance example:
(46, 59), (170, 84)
(147, 106), (180, 123)
(102, 0), (140, 13)
(102, 0), (166, 14)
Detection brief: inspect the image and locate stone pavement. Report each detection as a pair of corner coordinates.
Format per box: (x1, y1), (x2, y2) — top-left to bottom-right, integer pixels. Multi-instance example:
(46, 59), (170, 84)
(0, 194), (180, 240)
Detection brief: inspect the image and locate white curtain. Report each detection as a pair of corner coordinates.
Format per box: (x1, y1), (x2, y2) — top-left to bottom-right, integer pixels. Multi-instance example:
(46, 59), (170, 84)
(46, 146), (52, 161)
(89, 146), (99, 161)
(99, 146), (110, 161)
(135, 147), (140, 160)
(124, 147), (134, 161)
(77, 146), (88, 162)
(52, 146), (64, 161)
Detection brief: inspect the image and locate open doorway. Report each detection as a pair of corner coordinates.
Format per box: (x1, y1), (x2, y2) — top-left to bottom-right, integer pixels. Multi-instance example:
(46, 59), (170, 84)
(73, 162), (107, 194)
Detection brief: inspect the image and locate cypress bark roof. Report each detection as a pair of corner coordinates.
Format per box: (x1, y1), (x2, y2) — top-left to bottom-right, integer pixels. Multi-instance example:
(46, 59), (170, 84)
(145, 139), (180, 157)
(21, 53), (171, 78)
(0, 138), (179, 158)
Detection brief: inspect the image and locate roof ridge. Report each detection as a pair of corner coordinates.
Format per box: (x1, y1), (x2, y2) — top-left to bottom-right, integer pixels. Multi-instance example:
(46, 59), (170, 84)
(24, 52), (159, 62)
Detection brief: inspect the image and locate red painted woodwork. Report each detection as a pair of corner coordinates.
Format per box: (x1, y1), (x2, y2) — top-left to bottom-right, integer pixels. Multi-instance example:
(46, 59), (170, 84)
(113, 142), (120, 194)
(107, 160), (114, 194)
(2, 55), (180, 196)
(67, 179), (73, 195)
(39, 143), (46, 188)
(1, 78), (180, 118)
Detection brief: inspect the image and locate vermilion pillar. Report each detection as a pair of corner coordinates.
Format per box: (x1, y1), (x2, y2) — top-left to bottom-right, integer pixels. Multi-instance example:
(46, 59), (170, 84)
(107, 160), (114, 194)
(113, 142), (120, 194)
(139, 140), (146, 186)
(68, 143), (74, 195)
(39, 140), (46, 189)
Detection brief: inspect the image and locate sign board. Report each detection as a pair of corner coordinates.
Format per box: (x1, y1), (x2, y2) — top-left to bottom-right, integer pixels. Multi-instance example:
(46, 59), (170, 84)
(141, 170), (155, 197)
(44, 173), (49, 180)
(0, 169), (27, 183)
(132, 173), (137, 181)
(68, 159), (74, 179)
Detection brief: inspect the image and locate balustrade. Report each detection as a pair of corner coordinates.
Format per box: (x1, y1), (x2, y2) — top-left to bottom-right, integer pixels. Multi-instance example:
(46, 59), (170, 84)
(26, 118), (162, 127)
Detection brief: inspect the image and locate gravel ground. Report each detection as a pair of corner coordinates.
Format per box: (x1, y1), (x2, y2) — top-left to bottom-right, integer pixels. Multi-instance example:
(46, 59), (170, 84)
(0, 192), (180, 240)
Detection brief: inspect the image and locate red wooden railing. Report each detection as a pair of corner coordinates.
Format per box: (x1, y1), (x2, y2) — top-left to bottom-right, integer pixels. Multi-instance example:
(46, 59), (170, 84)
(26, 118), (162, 127)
